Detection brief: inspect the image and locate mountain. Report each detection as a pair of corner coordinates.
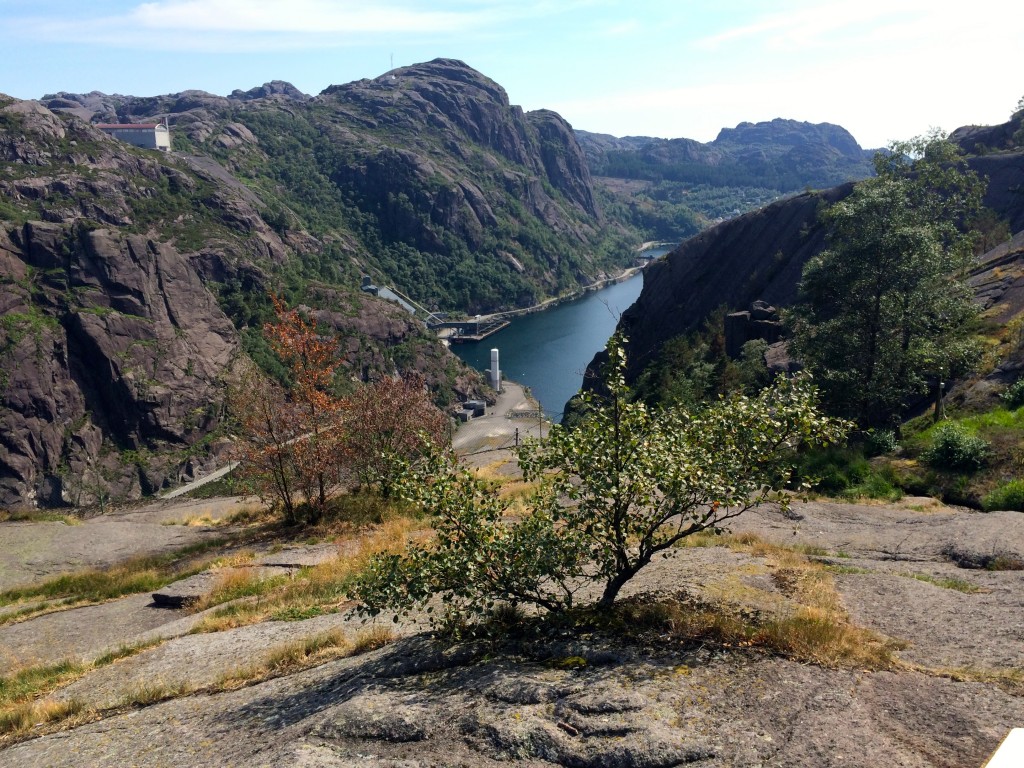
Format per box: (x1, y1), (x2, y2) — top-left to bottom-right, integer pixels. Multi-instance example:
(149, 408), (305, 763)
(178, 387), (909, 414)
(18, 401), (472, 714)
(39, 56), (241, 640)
(0, 87), (487, 507)
(581, 114), (1024, 396)
(578, 118), (876, 192)
(42, 59), (622, 315)
(0, 60), (943, 509)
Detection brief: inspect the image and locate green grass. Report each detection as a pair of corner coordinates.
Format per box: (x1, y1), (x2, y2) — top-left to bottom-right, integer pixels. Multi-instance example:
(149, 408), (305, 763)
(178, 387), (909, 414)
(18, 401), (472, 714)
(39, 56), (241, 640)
(823, 564), (871, 575)
(0, 638), (163, 741)
(903, 572), (982, 593)
(982, 479), (1024, 512)
(0, 510), (81, 524)
(0, 539), (228, 622)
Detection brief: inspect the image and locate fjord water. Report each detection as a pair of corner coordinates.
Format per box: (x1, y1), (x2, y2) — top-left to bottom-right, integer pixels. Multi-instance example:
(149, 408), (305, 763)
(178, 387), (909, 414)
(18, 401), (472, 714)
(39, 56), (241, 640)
(452, 271), (645, 420)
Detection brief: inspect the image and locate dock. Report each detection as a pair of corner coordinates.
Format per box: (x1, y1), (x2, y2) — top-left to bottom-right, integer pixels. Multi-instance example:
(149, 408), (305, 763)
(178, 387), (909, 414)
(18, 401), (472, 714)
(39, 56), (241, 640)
(434, 319), (510, 343)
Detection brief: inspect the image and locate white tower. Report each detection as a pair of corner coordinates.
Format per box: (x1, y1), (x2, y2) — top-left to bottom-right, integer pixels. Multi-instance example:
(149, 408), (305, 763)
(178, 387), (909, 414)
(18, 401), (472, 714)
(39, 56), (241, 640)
(490, 348), (502, 393)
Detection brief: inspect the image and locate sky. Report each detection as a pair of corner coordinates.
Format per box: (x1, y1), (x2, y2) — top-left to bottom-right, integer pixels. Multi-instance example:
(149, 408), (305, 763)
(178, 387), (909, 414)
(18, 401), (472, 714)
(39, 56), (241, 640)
(1, 0), (1020, 149)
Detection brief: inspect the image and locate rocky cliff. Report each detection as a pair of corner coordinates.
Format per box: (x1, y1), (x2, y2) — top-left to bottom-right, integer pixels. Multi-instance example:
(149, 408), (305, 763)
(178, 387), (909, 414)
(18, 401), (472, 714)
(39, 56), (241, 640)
(0, 92), (483, 508)
(583, 121), (1024, 395)
(43, 59), (616, 315)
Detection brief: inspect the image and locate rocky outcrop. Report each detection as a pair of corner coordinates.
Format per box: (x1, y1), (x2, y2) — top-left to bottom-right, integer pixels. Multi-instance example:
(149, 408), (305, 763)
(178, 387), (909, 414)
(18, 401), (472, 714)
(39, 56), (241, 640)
(40, 60), (612, 314)
(0, 96), (486, 507)
(229, 80), (310, 102)
(0, 222), (238, 507)
(582, 119), (1024, 399)
(606, 184), (853, 383)
(724, 300), (784, 358)
(316, 58), (599, 258)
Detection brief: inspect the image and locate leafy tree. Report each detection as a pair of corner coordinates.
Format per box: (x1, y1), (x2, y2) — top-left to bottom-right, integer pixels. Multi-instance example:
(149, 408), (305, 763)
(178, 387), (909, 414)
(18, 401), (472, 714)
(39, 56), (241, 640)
(231, 296), (348, 521)
(788, 132), (985, 428)
(263, 295), (348, 516)
(344, 373), (450, 498)
(353, 335), (845, 625)
(229, 359), (301, 522)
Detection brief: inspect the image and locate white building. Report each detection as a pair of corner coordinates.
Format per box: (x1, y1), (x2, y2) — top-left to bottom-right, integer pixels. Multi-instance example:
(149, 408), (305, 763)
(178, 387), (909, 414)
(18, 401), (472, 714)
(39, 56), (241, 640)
(95, 123), (171, 152)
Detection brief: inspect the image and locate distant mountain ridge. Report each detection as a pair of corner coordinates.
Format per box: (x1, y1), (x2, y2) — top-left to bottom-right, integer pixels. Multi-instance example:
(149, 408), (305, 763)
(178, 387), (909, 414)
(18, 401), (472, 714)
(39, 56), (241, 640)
(578, 118), (876, 191)
(41, 59), (618, 315)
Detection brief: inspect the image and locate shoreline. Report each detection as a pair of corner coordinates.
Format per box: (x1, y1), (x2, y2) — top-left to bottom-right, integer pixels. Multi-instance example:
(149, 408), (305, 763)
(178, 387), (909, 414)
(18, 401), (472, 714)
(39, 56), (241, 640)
(476, 265), (645, 323)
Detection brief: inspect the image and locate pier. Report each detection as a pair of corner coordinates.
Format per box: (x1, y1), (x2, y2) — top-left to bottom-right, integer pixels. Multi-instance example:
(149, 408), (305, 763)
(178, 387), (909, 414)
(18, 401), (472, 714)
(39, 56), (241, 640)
(434, 318), (510, 343)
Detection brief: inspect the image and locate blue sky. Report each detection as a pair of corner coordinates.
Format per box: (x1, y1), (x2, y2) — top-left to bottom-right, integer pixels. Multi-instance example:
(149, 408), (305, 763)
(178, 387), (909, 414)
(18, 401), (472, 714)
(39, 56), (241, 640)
(1, 0), (1020, 148)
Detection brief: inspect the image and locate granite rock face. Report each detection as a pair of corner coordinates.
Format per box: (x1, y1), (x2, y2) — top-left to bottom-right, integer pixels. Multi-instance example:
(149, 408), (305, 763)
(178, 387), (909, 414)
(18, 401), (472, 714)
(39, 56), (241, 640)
(41, 59), (611, 314)
(605, 184), (854, 384)
(0, 222), (238, 506)
(582, 115), (1024, 393)
(0, 94), (485, 507)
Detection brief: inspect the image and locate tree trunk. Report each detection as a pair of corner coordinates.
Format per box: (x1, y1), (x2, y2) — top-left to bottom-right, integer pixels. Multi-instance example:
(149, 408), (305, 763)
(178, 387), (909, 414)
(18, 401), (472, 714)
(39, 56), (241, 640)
(598, 559), (646, 608)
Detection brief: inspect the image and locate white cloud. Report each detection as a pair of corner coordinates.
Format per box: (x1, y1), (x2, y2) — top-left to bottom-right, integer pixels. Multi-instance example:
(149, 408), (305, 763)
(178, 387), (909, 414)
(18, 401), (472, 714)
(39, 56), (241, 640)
(11, 0), (593, 51)
(129, 0), (482, 34)
(696, 0), (931, 52)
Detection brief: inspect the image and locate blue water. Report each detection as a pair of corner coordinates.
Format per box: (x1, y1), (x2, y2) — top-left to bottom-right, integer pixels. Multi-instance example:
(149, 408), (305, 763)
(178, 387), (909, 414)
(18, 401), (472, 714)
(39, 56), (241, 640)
(452, 271), (646, 419)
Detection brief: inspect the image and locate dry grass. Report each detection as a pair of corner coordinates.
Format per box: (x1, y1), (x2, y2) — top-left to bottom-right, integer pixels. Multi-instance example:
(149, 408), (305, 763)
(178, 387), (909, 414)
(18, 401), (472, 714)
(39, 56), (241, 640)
(472, 461), (539, 502)
(216, 626), (396, 690)
(189, 516), (427, 633)
(159, 503), (270, 527)
(0, 638), (163, 743)
(660, 529), (902, 669)
(906, 663), (1024, 695)
(0, 698), (88, 738)
(0, 539), (228, 625)
(190, 566), (288, 613)
(0, 509), (81, 525)
(118, 680), (194, 707)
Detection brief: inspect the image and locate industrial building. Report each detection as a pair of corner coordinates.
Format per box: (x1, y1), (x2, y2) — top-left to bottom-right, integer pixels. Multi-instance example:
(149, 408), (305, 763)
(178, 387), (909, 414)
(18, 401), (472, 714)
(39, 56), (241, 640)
(95, 123), (171, 152)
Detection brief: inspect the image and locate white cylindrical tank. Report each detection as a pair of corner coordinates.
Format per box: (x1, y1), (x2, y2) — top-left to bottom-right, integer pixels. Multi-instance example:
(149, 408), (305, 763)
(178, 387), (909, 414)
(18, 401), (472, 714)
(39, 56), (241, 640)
(490, 348), (501, 392)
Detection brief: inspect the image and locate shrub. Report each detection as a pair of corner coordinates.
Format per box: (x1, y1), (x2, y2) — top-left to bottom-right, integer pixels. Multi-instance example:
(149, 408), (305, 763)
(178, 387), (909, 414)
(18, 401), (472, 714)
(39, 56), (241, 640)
(982, 479), (1024, 512)
(842, 470), (903, 502)
(353, 335), (847, 626)
(922, 423), (989, 472)
(1001, 378), (1024, 409)
(864, 429), (900, 457)
(795, 447), (869, 494)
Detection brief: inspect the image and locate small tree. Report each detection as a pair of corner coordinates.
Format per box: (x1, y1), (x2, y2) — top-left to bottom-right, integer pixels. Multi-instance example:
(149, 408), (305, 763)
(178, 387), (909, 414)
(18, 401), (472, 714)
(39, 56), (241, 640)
(263, 295), (347, 518)
(230, 359), (301, 522)
(231, 296), (348, 522)
(344, 373), (450, 498)
(353, 335), (846, 624)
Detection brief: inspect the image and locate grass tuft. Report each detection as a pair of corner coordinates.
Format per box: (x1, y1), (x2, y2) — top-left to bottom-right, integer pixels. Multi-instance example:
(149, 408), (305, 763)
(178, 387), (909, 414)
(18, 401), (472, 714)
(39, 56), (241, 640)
(902, 572), (983, 593)
(0, 638), (163, 742)
(190, 515), (427, 634)
(0, 539), (229, 623)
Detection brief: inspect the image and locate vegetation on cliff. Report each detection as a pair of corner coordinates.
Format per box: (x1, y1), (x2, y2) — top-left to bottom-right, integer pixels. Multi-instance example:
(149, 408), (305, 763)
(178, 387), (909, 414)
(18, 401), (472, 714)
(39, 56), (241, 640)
(788, 133), (986, 428)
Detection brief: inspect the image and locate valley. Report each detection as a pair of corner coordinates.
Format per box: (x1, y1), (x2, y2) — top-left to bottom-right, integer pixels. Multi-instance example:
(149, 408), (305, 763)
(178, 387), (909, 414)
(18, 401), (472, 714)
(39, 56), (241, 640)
(2, 55), (1023, 768)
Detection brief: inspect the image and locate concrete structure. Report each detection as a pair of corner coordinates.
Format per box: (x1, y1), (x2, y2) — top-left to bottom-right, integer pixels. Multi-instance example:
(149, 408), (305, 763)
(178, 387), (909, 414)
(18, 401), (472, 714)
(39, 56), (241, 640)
(489, 348), (502, 392)
(95, 123), (171, 152)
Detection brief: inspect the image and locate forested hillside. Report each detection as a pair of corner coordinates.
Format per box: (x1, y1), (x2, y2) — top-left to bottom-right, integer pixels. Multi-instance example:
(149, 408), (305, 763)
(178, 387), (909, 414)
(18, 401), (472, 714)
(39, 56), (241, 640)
(44, 59), (633, 315)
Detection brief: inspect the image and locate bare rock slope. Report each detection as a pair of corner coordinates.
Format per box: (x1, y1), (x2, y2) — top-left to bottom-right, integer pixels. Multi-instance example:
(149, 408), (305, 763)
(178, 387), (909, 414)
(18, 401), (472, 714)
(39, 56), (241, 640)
(1, 495), (1021, 767)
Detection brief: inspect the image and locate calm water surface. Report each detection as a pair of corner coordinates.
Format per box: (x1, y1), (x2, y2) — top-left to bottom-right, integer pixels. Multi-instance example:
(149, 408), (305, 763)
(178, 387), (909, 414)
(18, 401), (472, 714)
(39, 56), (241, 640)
(452, 271), (646, 419)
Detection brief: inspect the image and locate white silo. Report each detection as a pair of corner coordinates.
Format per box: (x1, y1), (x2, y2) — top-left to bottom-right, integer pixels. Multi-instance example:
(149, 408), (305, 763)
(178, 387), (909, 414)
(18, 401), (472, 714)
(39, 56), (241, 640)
(490, 348), (502, 393)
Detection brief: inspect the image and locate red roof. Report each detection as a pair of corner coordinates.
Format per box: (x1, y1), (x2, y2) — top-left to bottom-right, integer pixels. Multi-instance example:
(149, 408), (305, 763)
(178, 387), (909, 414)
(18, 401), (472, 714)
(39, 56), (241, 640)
(95, 123), (163, 129)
